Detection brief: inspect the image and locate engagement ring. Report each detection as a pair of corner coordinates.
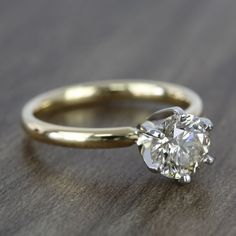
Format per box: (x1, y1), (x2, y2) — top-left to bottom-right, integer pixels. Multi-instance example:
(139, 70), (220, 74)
(22, 80), (214, 183)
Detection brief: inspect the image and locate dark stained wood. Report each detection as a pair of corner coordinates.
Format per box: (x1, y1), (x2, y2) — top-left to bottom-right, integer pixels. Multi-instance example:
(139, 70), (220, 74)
(1, 0), (236, 235)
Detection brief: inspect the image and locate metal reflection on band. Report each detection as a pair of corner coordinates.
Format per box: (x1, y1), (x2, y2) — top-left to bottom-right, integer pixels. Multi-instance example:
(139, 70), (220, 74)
(21, 80), (203, 148)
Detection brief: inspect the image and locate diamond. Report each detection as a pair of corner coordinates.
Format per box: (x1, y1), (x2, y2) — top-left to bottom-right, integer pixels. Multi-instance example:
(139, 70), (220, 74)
(137, 108), (213, 182)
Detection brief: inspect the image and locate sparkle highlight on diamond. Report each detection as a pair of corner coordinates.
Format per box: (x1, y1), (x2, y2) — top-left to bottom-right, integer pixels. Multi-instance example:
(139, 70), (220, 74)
(137, 107), (214, 183)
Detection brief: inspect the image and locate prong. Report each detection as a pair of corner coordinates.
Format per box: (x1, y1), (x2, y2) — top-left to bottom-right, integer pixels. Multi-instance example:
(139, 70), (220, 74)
(147, 166), (159, 174)
(200, 118), (213, 131)
(148, 129), (165, 139)
(147, 106), (185, 122)
(180, 113), (187, 121)
(203, 155), (214, 165)
(171, 106), (185, 116)
(178, 174), (191, 184)
(180, 113), (190, 122)
(138, 121), (155, 132)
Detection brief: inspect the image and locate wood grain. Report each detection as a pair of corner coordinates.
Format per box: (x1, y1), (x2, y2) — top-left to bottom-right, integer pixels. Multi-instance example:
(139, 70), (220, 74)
(1, 0), (236, 235)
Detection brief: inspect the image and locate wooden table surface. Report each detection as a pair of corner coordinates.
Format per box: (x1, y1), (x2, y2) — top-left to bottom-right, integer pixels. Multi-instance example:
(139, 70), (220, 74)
(1, 1), (236, 235)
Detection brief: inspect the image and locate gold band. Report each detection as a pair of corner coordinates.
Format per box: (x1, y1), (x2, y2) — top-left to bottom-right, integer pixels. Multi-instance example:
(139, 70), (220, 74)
(21, 80), (203, 148)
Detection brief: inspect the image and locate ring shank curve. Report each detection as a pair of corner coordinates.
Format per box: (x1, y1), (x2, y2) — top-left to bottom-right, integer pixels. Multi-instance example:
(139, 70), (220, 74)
(22, 80), (203, 148)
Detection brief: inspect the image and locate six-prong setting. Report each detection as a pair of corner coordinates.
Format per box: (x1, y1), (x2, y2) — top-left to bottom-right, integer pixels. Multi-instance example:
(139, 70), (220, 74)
(137, 107), (214, 183)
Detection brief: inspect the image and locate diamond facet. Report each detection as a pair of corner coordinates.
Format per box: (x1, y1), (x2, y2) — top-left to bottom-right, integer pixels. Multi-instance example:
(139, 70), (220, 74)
(137, 107), (213, 182)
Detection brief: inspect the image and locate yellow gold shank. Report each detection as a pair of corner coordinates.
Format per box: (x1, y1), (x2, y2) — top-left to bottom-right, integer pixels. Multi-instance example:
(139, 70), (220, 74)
(21, 80), (203, 148)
